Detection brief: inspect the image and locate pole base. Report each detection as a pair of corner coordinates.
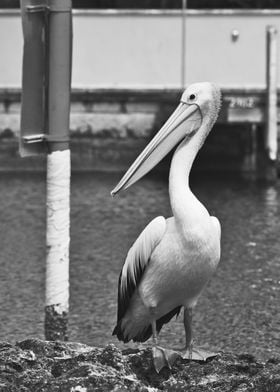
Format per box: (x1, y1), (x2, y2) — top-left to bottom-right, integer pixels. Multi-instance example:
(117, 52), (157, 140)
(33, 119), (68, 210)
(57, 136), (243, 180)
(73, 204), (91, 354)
(45, 305), (68, 341)
(257, 153), (278, 182)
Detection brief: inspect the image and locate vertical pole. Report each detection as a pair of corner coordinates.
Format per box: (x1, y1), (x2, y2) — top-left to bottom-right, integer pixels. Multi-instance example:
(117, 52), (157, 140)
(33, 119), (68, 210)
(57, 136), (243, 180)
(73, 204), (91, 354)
(20, 0), (47, 157)
(45, 0), (72, 341)
(251, 123), (257, 173)
(181, 0), (187, 89)
(264, 25), (278, 180)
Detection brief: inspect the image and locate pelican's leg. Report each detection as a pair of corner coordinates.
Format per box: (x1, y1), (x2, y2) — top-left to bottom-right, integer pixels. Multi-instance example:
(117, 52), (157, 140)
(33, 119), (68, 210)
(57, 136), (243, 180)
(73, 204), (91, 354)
(180, 306), (218, 361)
(152, 320), (158, 345)
(184, 307), (193, 359)
(152, 320), (167, 373)
(151, 320), (180, 373)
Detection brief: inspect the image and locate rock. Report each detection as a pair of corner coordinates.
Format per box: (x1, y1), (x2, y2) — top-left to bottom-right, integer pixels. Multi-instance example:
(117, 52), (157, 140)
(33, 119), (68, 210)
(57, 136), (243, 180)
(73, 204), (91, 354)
(0, 339), (279, 391)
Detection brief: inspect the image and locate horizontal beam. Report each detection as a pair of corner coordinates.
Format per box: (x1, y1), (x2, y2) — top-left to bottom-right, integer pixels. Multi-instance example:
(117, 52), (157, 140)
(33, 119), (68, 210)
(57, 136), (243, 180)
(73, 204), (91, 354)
(0, 87), (275, 124)
(2, 9), (280, 17)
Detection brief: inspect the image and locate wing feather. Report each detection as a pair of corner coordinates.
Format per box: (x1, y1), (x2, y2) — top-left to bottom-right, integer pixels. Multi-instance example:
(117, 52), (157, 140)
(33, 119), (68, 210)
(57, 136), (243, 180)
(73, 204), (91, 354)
(116, 216), (166, 323)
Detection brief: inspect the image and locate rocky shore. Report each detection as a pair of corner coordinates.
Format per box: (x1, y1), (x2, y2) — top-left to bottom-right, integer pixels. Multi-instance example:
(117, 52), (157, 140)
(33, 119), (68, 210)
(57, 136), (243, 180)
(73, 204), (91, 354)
(0, 339), (279, 391)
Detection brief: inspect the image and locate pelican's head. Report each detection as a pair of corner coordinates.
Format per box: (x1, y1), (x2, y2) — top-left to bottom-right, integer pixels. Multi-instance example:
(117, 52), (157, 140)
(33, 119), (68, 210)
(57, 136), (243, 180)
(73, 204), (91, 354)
(111, 82), (221, 196)
(181, 82), (221, 127)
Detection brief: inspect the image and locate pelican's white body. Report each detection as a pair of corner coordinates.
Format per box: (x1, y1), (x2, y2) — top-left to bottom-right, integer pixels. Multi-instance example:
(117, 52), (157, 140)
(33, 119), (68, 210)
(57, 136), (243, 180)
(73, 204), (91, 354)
(142, 217), (220, 313)
(120, 139), (221, 340)
(113, 83), (222, 343)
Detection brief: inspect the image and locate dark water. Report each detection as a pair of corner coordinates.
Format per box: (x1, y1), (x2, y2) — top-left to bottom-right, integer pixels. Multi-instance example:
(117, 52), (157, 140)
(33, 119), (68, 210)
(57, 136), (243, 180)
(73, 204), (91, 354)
(0, 172), (279, 360)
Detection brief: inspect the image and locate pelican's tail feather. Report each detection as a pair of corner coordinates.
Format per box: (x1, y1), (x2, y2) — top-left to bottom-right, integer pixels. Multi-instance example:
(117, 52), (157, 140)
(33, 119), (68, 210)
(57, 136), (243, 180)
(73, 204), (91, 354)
(134, 305), (182, 342)
(156, 305), (182, 334)
(112, 322), (130, 343)
(133, 305), (182, 342)
(112, 320), (150, 343)
(113, 305), (182, 343)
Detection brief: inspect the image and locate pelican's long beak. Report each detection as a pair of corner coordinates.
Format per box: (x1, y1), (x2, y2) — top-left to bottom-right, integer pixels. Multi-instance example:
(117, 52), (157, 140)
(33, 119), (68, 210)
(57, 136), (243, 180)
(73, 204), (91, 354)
(111, 102), (202, 196)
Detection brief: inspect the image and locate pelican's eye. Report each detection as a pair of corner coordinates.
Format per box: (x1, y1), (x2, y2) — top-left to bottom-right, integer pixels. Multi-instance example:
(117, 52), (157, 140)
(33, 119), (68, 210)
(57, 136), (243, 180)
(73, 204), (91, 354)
(189, 94), (196, 101)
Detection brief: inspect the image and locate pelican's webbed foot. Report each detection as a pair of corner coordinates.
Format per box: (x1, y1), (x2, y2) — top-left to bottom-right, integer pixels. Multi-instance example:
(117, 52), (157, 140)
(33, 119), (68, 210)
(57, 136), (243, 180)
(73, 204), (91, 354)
(152, 346), (181, 373)
(152, 345), (218, 372)
(178, 346), (218, 361)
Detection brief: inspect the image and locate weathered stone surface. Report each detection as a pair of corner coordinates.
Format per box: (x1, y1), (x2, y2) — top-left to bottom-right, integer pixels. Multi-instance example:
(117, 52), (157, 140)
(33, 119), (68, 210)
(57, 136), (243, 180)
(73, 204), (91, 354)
(92, 102), (122, 114)
(0, 339), (279, 391)
(125, 102), (159, 114)
(0, 112), (156, 140)
(0, 91), (273, 174)
(70, 112), (155, 138)
(8, 102), (21, 113)
(0, 113), (20, 135)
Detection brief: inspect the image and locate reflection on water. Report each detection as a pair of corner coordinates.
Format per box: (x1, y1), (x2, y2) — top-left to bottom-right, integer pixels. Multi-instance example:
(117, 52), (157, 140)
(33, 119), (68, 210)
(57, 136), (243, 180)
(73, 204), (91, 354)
(0, 172), (279, 360)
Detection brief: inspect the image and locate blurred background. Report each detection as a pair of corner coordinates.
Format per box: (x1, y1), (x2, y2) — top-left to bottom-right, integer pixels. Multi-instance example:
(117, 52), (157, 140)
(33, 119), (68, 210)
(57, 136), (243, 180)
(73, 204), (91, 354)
(1, 1), (280, 8)
(0, 1), (279, 361)
(1, 0), (280, 172)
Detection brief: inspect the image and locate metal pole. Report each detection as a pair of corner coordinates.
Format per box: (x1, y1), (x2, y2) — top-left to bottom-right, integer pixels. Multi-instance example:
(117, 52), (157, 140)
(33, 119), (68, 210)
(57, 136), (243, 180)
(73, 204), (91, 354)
(265, 25), (278, 180)
(45, 0), (72, 341)
(181, 0), (187, 89)
(20, 0), (47, 157)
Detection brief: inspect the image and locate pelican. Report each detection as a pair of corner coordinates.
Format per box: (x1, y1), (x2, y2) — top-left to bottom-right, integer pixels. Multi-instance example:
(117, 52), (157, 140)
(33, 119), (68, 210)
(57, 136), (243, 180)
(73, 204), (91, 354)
(111, 82), (221, 372)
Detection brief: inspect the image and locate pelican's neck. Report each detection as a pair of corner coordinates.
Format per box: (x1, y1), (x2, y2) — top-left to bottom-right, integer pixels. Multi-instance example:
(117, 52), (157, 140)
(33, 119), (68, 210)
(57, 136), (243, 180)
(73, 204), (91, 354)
(169, 124), (209, 226)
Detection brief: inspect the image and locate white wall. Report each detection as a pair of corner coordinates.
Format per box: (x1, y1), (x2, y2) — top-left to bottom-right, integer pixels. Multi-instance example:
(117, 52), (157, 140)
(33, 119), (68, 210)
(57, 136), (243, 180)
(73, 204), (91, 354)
(185, 12), (280, 89)
(0, 11), (23, 87)
(72, 12), (182, 89)
(1, 9), (280, 90)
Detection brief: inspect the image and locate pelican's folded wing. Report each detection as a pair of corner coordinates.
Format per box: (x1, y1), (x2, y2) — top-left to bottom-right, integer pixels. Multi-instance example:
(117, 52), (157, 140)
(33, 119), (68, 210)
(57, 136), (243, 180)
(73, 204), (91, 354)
(116, 216), (166, 322)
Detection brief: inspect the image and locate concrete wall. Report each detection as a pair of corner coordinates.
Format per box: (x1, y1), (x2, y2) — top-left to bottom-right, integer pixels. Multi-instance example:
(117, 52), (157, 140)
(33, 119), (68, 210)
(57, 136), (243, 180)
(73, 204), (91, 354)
(1, 9), (280, 89)
(0, 9), (279, 172)
(0, 89), (267, 173)
(0, 11), (22, 87)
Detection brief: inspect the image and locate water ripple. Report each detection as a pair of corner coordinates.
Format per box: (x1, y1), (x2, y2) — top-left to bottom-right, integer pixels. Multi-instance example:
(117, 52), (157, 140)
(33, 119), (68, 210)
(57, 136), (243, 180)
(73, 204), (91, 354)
(0, 172), (279, 360)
